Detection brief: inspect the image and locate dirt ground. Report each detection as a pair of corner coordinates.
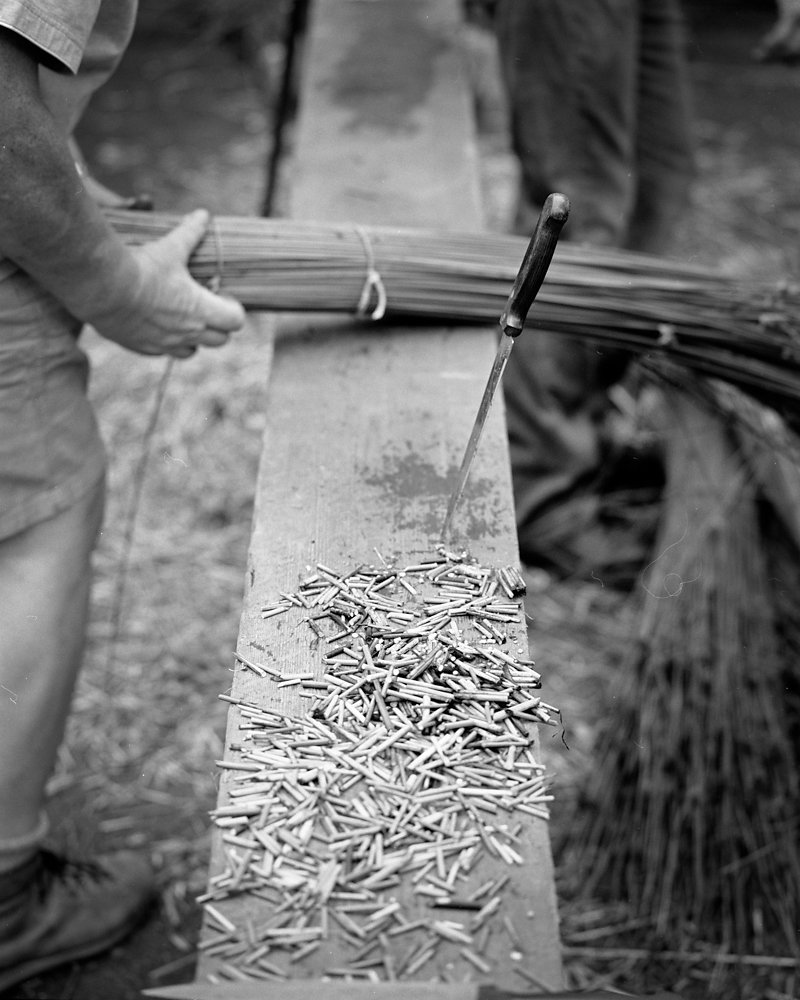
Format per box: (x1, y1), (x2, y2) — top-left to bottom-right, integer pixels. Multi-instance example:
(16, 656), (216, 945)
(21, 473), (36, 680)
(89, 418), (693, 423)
(7, 3), (800, 998)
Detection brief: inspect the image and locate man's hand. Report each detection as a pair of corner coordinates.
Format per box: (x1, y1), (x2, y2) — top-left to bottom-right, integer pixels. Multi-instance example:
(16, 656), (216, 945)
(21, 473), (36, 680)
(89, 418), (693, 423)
(0, 29), (244, 360)
(754, 0), (800, 62)
(92, 210), (245, 359)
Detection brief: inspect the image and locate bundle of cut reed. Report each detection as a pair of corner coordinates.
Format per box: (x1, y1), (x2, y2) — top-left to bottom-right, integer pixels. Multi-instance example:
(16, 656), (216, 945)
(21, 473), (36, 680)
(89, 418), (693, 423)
(106, 209), (800, 424)
(569, 384), (800, 955)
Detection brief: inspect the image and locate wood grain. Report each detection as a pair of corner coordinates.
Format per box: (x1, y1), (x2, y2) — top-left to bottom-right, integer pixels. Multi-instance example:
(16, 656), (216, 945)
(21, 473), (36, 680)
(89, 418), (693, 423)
(198, 0), (562, 991)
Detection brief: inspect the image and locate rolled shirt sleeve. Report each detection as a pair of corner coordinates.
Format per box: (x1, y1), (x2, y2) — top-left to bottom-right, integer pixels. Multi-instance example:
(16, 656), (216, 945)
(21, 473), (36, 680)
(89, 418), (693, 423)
(0, 0), (138, 126)
(0, 0), (104, 72)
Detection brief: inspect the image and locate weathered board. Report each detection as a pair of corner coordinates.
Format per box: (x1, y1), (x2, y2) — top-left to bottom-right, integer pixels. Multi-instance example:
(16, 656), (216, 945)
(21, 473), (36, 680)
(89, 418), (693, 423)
(195, 0), (563, 993)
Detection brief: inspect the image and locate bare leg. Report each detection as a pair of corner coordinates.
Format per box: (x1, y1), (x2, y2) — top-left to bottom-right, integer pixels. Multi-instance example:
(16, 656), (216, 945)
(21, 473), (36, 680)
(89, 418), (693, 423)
(0, 478), (158, 993)
(0, 479), (103, 849)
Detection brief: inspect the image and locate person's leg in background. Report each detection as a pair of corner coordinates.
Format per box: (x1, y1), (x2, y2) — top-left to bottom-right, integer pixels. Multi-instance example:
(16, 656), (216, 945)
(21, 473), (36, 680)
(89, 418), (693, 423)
(496, 0), (639, 245)
(495, 0), (693, 574)
(628, 0), (694, 254)
(0, 273), (155, 992)
(496, 0), (641, 572)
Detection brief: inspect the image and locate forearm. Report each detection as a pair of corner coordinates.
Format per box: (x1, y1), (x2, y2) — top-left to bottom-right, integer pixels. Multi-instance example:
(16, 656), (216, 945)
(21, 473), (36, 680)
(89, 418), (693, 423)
(0, 29), (243, 359)
(0, 98), (143, 327)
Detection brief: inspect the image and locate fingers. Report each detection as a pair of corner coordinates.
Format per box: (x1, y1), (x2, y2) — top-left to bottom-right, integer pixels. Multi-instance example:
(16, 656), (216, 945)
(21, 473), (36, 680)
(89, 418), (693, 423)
(171, 345), (197, 360)
(159, 209), (211, 264)
(192, 284), (247, 333)
(152, 215), (246, 330)
(196, 327), (231, 349)
(148, 211), (246, 331)
(170, 326), (234, 361)
(127, 212), (246, 361)
(753, 29), (783, 61)
(755, 17), (800, 62)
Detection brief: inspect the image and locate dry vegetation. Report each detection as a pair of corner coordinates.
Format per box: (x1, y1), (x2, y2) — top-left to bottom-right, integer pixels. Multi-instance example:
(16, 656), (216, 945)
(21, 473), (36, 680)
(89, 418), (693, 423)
(19, 5), (800, 999)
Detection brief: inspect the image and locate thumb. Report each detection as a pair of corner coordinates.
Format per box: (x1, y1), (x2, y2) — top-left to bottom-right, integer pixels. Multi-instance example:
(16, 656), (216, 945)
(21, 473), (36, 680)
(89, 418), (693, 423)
(156, 209), (211, 264)
(191, 283), (247, 332)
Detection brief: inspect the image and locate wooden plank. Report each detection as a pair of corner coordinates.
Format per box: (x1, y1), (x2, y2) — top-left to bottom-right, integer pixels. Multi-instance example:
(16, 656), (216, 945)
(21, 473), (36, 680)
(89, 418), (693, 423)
(197, 0), (563, 993)
(146, 982), (485, 1000)
(291, 0), (484, 227)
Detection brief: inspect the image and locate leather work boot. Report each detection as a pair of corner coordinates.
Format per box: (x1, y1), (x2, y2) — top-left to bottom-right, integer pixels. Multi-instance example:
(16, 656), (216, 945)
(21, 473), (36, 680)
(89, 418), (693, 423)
(0, 848), (156, 991)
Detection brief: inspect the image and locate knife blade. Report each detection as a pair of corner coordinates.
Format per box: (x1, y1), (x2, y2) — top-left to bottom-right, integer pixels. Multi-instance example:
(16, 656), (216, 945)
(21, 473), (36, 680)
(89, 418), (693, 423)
(440, 192), (570, 543)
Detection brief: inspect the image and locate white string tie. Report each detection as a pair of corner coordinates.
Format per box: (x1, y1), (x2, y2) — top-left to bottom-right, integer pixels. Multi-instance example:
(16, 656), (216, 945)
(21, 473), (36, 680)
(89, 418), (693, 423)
(354, 225), (387, 320)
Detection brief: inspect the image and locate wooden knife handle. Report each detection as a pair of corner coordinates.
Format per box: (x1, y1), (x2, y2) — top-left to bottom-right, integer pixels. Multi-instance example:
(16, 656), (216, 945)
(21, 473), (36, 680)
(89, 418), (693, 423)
(499, 191), (570, 337)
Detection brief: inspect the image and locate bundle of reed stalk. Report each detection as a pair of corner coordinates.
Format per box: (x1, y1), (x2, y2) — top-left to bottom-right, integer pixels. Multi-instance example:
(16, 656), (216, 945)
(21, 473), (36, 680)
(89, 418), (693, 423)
(106, 209), (800, 425)
(569, 385), (800, 954)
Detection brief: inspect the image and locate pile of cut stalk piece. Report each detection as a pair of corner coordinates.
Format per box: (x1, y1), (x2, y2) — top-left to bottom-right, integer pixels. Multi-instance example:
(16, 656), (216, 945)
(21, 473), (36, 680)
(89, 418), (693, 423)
(201, 550), (558, 986)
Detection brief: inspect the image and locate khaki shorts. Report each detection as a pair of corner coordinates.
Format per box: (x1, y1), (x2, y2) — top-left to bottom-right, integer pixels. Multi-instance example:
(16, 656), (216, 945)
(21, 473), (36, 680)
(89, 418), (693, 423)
(0, 268), (106, 541)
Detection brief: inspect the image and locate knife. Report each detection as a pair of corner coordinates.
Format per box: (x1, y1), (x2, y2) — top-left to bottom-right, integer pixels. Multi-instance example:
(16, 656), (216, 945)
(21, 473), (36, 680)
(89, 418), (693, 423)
(440, 192), (570, 543)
